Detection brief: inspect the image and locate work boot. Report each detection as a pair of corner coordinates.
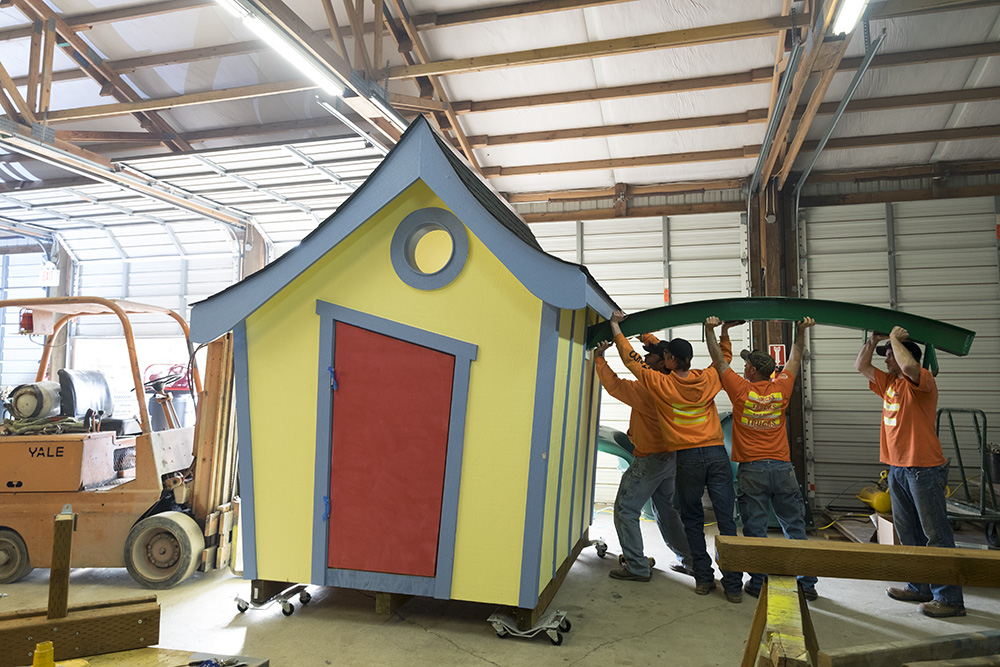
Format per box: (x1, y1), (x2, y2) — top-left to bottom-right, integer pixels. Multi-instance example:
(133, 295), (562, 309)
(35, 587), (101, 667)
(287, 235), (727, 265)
(669, 563), (694, 577)
(886, 587), (932, 603)
(694, 580), (717, 595)
(919, 600), (966, 618)
(608, 567), (651, 582)
(743, 584), (760, 598)
(802, 588), (819, 602)
(619, 554), (655, 569)
(725, 589), (743, 604)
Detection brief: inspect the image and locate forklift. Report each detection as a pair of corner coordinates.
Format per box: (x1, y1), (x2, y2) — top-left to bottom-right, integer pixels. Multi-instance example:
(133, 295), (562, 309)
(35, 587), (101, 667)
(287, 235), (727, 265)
(0, 296), (235, 589)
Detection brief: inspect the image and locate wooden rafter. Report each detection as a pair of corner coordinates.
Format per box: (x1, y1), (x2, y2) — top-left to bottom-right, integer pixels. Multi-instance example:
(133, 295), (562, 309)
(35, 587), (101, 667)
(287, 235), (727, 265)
(521, 200), (745, 222)
(766, 0), (796, 122)
(26, 19), (41, 112)
(43, 80), (316, 121)
(776, 34), (854, 188)
(320, 0), (351, 64)
(0, 59), (35, 123)
(756, 0), (845, 187)
(12, 0), (191, 152)
(386, 14), (811, 79)
(384, 0), (480, 169)
(341, 0), (373, 78)
(505, 179), (747, 203)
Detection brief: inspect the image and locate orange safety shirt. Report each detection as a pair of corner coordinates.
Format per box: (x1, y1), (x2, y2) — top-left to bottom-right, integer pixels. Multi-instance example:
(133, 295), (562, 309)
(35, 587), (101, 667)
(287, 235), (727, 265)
(613, 333), (731, 452)
(721, 367), (795, 462)
(595, 356), (667, 456)
(869, 367), (946, 468)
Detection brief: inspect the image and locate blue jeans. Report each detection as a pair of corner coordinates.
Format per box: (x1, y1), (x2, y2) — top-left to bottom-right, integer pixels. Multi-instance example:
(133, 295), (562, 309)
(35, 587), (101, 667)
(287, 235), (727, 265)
(614, 452), (693, 577)
(676, 445), (742, 594)
(736, 459), (818, 595)
(888, 464), (964, 607)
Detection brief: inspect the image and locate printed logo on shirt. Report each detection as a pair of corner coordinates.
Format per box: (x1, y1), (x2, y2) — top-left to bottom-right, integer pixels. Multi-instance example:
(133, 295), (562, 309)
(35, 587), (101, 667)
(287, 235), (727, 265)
(883, 386), (899, 427)
(671, 402), (708, 426)
(740, 390), (785, 430)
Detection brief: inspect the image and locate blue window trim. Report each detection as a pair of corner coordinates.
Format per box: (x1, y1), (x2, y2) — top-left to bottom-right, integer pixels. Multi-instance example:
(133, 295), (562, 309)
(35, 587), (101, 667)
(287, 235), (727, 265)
(390, 207), (469, 291)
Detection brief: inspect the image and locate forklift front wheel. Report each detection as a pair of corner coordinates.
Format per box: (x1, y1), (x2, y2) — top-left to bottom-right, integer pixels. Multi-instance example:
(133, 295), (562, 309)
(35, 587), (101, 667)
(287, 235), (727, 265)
(0, 529), (32, 584)
(124, 511), (205, 589)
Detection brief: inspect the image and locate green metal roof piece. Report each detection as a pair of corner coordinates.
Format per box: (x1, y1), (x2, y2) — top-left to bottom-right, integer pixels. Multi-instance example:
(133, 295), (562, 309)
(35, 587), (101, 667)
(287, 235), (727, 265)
(585, 297), (976, 357)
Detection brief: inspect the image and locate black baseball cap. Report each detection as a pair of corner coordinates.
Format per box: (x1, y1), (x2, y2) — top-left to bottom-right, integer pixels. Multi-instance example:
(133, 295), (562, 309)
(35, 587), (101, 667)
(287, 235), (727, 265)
(741, 349), (776, 378)
(876, 340), (922, 364)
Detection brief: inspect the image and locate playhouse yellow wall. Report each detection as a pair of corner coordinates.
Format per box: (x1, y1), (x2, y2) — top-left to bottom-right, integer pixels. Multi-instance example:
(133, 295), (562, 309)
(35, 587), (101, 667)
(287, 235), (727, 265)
(243, 180), (543, 605)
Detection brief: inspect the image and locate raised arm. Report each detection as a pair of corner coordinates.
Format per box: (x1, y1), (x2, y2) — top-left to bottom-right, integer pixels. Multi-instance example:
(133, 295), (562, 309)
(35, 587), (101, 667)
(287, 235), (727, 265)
(889, 326), (922, 383)
(704, 316), (730, 376)
(855, 330), (886, 382)
(594, 340), (648, 408)
(610, 310), (657, 383)
(783, 317), (815, 378)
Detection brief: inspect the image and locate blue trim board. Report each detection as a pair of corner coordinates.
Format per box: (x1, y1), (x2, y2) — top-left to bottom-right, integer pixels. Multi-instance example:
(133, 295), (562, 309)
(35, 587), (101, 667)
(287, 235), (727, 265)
(311, 310), (336, 586)
(313, 300), (477, 599)
(232, 321), (258, 580)
(325, 569), (435, 597)
(568, 309), (587, 554)
(518, 303), (559, 609)
(390, 207), (470, 291)
(552, 310), (575, 578)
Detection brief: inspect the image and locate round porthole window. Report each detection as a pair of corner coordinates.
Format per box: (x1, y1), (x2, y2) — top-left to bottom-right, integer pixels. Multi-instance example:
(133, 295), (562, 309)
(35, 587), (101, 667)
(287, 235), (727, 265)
(391, 207), (469, 290)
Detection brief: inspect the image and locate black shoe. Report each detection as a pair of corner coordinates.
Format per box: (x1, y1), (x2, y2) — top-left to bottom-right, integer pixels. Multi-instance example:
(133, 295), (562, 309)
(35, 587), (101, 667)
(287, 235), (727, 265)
(694, 580), (717, 595)
(669, 563), (694, 577)
(887, 587), (932, 603)
(743, 584), (760, 598)
(725, 589), (743, 604)
(609, 567), (651, 582)
(802, 588), (818, 602)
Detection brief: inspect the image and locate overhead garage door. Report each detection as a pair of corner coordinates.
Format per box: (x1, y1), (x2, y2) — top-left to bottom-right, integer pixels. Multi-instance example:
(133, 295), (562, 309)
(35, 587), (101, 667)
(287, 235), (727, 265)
(800, 197), (1000, 511)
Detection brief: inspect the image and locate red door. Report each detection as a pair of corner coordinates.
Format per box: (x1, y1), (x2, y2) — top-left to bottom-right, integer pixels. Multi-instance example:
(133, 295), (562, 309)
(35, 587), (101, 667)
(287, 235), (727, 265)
(327, 322), (455, 577)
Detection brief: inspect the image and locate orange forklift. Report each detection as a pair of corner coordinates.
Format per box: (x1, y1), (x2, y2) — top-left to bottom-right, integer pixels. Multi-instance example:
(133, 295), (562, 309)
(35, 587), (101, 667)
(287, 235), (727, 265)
(0, 296), (233, 589)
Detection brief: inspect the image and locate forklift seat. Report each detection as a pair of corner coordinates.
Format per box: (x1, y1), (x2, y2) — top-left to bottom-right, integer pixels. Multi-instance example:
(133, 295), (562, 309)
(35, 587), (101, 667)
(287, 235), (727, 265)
(58, 369), (141, 436)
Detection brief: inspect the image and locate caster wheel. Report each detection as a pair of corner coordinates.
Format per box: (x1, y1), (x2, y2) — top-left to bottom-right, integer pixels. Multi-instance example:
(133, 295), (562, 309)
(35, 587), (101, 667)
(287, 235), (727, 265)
(236, 600), (249, 613)
(596, 544), (607, 558)
(547, 630), (563, 646)
(282, 602), (294, 616)
(986, 522), (999, 548)
(495, 627), (509, 638)
(299, 591), (312, 604)
(559, 618), (572, 633)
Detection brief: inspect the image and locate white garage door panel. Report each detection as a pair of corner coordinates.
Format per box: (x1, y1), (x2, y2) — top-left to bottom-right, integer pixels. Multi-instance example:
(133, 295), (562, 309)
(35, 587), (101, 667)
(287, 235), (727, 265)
(802, 197), (1000, 511)
(0, 253), (49, 386)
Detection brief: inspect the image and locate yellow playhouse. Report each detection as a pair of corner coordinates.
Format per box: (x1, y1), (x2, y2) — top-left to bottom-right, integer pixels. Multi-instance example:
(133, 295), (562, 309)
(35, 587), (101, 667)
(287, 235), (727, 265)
(189, 117), (616, 613)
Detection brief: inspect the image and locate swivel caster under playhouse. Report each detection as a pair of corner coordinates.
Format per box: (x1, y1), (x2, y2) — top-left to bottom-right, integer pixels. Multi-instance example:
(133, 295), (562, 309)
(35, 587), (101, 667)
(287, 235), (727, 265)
(487, 608), (571, 645)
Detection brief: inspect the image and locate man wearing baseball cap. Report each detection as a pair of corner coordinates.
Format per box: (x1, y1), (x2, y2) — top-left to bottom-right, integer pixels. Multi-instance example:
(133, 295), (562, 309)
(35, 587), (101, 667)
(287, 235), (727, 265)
(855, 326), (965, 618)
(593, 335), (694, 582)
(705, 316), (818, 602)
(607, 311), (744, 603)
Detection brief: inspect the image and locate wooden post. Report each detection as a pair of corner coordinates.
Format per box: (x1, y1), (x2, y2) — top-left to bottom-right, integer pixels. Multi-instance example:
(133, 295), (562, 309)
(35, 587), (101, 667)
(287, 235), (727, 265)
(47, 510), (75, 620)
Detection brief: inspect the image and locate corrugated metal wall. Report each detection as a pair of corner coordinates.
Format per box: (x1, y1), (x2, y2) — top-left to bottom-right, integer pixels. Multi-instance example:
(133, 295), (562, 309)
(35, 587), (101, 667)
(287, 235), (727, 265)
(800, 197), (1000, 511)
(532, 212), (747, 503)
(0, 252), (49, 387)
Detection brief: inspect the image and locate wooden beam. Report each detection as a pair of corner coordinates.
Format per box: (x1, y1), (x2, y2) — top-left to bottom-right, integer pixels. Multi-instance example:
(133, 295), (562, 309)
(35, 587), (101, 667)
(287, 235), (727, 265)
(430, 0), (632, 28)
(388, 91), (445, 111)
(482, 145), (761, 177)
(0, 59), (35, 123)
(44, 80), (316, 121)
(385, 0), (479, 169)
(506, 178), (747, 203)
(388, 14), (810, 79)
(26, 19), (41, 112)
(776, 34), (853, 188)
(341, 0), (374, 78)
(870, 0), (1000, 19)
(0, 0), (212, 41)
(467, 110), (769, 147)
(54, 130), (167, 142)
(38, 18), (54, 114)
(818, 631), (1000, 667)
(13, 0), (191, 151)
(46, 512), (74, 620)
(454, 68), (774, 114)
(373, 0), (384, 73)
(800, 183), (1000, 206)
(320, 0), (351, 64)
(521, 199), (745, 222)
(820, 123), (1000, 150)
(802, 159), (1000, 183)
(715, 535), (1000, 586)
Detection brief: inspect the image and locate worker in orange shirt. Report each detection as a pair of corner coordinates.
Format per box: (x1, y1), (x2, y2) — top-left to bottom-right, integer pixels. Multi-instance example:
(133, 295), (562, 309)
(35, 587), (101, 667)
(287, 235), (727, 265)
(594, 337), (693, 582)
(705, 315), (818, 602)
(608, 311), (743, 603)
(855, 326), (965, 618)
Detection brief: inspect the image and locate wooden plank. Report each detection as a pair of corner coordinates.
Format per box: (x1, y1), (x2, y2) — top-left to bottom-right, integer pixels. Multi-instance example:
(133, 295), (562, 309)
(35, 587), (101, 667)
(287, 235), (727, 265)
(387, 14), (810, 79)
(521, 199), (745, 222)
(47, 512), (74, 620)
(482, 145), (761, 177)
(742, 583), (770, 667)
(0, 58), (35, 122)
(818, 631), (1000, 667)
(26, 19), (41, 112)
(38, 17), (55, 114)
(320, 0), (350, 63)
(0, 600), (160, 667)
(762, 576), (810, 667)
(905, 658), (1000, 667)
(715, 536), (1000, 587)
(191, 336), (229, 524)
(375, 592), (413, 616)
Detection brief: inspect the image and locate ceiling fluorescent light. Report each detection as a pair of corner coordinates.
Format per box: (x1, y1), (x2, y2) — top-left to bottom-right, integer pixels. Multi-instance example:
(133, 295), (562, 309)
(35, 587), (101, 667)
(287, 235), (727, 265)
(832, 0), (869, 35)
(316, 97), (389, 156)
(368, 91), (408, 133)
(214, 0), (344, 97)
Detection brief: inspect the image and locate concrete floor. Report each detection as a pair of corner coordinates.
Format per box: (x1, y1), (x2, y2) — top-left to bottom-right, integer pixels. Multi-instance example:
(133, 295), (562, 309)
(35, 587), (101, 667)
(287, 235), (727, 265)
(4, 512), (1000, 666)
